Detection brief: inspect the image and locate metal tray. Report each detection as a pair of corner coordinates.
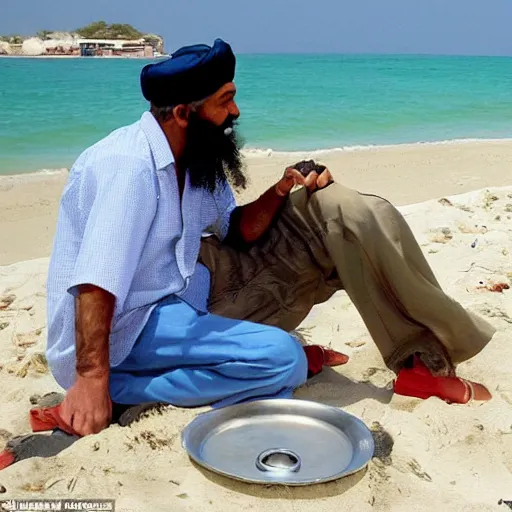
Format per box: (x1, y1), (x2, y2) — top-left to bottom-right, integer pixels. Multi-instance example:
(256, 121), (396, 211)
(182, 399), (374, 486)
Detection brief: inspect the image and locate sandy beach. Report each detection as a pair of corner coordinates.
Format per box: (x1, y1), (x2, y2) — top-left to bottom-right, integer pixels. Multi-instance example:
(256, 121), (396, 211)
(0, 140), (511, 511)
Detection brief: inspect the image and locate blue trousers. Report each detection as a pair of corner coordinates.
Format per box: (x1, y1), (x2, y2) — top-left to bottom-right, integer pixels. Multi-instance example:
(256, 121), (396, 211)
(109, 297), (308, 408)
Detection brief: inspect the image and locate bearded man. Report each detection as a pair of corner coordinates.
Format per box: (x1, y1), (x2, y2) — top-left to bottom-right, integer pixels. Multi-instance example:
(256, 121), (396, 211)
(45, 39), (494, 438)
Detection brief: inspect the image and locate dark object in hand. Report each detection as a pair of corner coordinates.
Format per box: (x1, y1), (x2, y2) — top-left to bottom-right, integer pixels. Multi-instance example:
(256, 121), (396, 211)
(291, 160), (327, 178)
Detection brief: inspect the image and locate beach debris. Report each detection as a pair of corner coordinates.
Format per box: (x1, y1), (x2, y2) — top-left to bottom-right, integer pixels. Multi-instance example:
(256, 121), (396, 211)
(29, 394), (41, 405)
(177, 493), (189, 500)
(8, 352), (49, 377)
(139, 430), (172, 450)
(478, 306), (512, 324)
(483, 191), (499, 209)
(117, 402), (169, 427)
(15, 331), (39, 348)
(504, 204), (512, 213)
(0, 485), (5, 494)
(407, 459), (432, 482)
(438, 198), (453, 207)
(0, 430), (12, 442)
(460, 262), (496, 274)
(0, 322), (9, 331)
(0, 294), (16, 310)
(503, 249), (509, 256)
(495, 215), (501, 221)
(458, 224), (488, 234)
(44, 478), (65, 491)
(34, 392), (64, 408)
(475, 281), (510, 293)
(92, 442), (100, 452)
(370, 422), (394, 466)
(471, 239), (478, 248)
(21, 481), (46, 493)
(345, 340), (366, 348)
(455, 204), (474, 213)
(291, 327), (312, 345)
(428, 227), (453, 244)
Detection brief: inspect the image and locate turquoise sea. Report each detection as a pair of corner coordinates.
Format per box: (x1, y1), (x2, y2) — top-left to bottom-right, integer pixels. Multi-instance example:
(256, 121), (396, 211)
(1, 54), (512, 175)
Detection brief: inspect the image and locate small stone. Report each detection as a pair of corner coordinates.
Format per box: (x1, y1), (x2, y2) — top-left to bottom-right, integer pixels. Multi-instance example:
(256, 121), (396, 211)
(0, 429), (12, 440)
(438, 198), (453, 207)
(505, 204), (512, 213)
(345, 340), (366, 348)
(475, 424), (484, 431)
(92, 442), (100, 451)
(0, 294), (16, 310)
(0, 322), (9, 331)
(177, 493), (188, 499)
(0, 485), (6, 493)
(29, 394), (41, 405)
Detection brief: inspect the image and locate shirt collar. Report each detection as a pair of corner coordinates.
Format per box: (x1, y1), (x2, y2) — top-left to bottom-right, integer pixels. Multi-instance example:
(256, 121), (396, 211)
(140, 111), (175, 170)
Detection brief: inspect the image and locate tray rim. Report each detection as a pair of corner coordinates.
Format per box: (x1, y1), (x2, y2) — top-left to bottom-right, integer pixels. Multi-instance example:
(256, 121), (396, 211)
(181, 398), (375, 486)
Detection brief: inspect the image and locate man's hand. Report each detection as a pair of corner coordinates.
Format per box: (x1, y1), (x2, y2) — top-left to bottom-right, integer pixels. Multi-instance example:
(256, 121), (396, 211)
(60, 374), (112, 436)
(275, 166), (334, 197)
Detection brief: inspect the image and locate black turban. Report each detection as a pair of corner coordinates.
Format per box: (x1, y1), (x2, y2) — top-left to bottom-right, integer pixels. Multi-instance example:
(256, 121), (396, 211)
(140, 38), (236, 107)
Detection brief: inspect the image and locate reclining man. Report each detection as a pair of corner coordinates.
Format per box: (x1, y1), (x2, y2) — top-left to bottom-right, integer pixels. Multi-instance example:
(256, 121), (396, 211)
(46, 39), (494, 437)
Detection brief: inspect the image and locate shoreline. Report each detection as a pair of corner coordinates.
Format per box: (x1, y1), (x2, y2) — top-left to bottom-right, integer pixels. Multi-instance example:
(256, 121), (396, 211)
(0, 55), (166, 59)
(2, 138), (512, 265)
(2, 137), (512, 179)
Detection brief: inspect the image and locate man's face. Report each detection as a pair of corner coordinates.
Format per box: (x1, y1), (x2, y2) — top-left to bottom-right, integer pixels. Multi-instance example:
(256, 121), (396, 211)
(199, 82), (240, 127)
(183, 83), (247, 193)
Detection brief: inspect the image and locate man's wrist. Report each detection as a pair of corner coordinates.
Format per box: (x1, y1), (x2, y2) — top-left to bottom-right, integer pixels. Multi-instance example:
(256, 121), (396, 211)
(274, 181), (289, 197)
(76, 366), (110, 382)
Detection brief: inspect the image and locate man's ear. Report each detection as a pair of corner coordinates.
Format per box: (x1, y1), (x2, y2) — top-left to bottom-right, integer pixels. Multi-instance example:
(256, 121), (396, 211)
(173, 105), (190, 128)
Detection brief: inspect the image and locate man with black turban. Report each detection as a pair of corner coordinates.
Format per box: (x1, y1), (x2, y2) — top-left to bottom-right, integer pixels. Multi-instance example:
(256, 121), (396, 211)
(44, 38), (494, 437)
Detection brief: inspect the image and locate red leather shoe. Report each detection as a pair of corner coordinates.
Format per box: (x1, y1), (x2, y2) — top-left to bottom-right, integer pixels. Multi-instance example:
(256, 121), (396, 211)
(394, 355), (491, 404)
(0, 449), (15, 471)
(29, 404), (78, 436)
(303, 345), (349, 377)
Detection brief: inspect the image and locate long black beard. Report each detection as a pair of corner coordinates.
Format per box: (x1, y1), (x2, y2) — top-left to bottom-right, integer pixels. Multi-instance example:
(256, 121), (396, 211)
(183, 114), (247, 193)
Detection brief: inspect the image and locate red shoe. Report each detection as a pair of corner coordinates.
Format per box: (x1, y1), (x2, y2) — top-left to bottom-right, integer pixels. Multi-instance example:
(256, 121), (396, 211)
(29, 404), (78, 436)
(394, 355), (491, 404)
(0, 450), (15, 471)
(303, 345), (349, 377)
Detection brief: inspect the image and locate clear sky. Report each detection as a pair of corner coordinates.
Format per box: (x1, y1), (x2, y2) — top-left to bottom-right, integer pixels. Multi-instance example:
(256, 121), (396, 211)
(2, 0), (512, 56)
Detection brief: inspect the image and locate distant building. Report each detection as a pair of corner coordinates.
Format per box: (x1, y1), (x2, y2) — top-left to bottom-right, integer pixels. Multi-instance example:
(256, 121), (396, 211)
(77, 38), (154, 58)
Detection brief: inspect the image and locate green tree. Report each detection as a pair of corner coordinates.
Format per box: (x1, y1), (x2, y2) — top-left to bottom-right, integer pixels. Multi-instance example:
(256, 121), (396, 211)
(75, 21), (143, 40)
(37, 30), (52, 40)
(76, 21), (109, 38)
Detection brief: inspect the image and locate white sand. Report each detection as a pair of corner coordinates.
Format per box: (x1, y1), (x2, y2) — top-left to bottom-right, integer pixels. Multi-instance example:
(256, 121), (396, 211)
(0, 143), (511, 511)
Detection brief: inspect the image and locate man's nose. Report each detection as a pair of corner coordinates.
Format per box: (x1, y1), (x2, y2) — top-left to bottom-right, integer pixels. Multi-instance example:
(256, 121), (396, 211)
(230, 102), (240, 119)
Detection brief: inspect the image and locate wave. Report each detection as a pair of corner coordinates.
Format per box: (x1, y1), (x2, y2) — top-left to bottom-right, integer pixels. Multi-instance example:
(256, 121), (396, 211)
(2, 136), (512, 177)
(242, 136), (512, 158)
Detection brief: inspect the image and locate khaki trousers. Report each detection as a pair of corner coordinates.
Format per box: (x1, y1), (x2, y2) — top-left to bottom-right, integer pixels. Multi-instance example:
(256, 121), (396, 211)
(199, 183), (496, 376)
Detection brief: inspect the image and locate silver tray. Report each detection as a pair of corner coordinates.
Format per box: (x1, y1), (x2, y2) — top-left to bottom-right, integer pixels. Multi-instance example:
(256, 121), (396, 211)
(182, 399), (374, 486)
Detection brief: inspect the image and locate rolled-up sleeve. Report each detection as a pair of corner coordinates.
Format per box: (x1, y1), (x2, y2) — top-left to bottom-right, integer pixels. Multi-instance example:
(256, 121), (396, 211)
(213, 180), (237, 240)
(68, 158), (158, 310)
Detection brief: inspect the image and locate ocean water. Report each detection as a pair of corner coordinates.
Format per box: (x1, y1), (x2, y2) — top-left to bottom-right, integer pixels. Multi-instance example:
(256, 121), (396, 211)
(1, 54), (512, 175)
